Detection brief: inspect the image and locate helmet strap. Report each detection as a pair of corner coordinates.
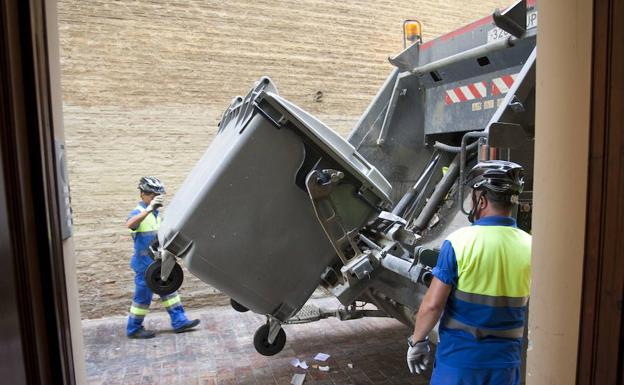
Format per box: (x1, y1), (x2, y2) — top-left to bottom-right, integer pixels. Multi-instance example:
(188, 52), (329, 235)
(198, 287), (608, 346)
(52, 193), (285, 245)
(468, 190), (485, 223)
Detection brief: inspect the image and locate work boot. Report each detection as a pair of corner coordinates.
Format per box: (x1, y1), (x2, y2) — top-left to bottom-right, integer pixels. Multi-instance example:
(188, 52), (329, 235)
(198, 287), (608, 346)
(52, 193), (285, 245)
(128, 327), (156, 339)
(174, 319), (200, 334)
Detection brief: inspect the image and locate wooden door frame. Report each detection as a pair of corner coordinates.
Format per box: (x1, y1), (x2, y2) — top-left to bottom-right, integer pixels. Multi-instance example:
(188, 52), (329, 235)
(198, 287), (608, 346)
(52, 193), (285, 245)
(577, 0), (624, 383)
(0, 0), (76, 383)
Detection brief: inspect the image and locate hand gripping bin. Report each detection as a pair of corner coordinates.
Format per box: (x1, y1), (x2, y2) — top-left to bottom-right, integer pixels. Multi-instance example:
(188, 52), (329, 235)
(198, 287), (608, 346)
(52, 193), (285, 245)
(157, 78), (392, 352)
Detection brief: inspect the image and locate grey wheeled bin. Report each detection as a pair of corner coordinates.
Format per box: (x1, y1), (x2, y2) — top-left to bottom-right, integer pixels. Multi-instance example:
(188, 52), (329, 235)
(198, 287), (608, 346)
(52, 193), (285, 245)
(153, 77), (392, 355)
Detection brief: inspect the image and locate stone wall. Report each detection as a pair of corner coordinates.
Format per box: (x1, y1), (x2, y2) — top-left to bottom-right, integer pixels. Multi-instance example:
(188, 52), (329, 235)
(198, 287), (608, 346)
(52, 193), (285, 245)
(57, 0), (511, 319)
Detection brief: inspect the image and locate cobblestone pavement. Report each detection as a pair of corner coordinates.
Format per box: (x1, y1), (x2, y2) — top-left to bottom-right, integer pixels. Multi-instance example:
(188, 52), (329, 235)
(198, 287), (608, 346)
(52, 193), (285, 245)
(82, 299), (431, 385)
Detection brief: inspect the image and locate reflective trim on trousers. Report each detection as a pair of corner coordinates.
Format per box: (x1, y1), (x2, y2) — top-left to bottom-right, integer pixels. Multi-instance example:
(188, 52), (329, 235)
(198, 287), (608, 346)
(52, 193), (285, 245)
(443, 316), (524, 339)
(161, 294), (181, 309)
(453, 290), (529, 307)
(128, 313), (146, 321)
(130, 302), (150, 316)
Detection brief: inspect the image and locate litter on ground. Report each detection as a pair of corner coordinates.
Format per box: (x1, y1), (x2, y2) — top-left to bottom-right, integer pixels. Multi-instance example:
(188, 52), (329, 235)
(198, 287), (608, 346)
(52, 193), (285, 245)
(290, 358), (308, 369)
(291, 373), (306, 385)
(314, 353), (331, 361)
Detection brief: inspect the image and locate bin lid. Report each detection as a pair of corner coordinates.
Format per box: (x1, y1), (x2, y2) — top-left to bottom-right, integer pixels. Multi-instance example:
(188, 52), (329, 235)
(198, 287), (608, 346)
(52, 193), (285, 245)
(254, 91), (393, 204)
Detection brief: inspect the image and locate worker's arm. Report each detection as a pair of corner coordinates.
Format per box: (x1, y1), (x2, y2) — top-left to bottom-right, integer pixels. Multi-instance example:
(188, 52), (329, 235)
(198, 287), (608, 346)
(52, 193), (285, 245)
(411, 277), (452, 341)
(127, 196), (164, 230)
(407, 241), (456, 375)
(126, 210), (151, 230)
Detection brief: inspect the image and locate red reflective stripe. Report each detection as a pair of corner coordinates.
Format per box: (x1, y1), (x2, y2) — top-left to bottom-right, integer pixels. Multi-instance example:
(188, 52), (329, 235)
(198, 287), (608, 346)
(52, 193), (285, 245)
(445, 93), (453, 105)
(492, 81), (501, 95)
(454, 88), (468, 102)
(420, 1), (536, 51)
(421, 15), (494, 50)
(467, 83), (482, 98)
(502, 75), (515, 88)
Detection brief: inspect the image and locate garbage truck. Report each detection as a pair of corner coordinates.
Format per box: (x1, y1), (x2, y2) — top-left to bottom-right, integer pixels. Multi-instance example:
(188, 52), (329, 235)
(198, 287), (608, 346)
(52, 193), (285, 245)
(145, 0), (537, 358)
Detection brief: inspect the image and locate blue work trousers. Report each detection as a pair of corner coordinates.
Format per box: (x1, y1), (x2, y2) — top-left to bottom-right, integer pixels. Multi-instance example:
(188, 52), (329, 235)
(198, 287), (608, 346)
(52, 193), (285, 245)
(126, 255), (189, 335)
(431, 361), (521, 385)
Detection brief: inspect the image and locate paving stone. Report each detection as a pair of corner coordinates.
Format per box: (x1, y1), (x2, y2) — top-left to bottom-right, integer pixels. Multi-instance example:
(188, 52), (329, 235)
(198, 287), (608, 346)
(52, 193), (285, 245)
(82, 299), (431, 384)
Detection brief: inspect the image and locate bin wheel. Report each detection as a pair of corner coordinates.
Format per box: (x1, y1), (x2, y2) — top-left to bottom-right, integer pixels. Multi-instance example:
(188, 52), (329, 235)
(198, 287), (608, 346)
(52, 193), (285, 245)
(253, 324), (286, 356)
(230, 299), (249, 313)
(145, 260), (183, 296)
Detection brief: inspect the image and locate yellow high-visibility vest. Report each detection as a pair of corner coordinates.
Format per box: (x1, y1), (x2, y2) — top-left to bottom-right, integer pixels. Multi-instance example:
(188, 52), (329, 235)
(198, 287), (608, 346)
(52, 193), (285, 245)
(443, 224), (531, 339)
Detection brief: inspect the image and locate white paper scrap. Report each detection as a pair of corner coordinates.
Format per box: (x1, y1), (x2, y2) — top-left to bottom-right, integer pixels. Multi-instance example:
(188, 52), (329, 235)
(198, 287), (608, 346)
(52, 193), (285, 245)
(347, 363), (354, 369)
(319, 365), (330, 372)
(291, 373), (306, 385)
(314, 353), (331, 362)
(290, 358), (309, 369)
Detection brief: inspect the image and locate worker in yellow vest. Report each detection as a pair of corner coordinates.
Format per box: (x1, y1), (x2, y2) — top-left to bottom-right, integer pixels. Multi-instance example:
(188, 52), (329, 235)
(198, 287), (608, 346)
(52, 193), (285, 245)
(406, 160), (531, 385)
(125, 177), (200, 339)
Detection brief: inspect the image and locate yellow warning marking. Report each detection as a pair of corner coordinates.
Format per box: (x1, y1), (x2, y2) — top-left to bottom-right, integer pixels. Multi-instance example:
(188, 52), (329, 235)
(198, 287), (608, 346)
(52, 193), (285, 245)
(472, 102), (482, 111)
(484, 100), (495, 110)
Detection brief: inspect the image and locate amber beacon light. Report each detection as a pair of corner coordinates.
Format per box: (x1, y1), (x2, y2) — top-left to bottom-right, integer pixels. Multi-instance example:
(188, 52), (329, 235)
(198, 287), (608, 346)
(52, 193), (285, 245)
(403, 20), (423, 47)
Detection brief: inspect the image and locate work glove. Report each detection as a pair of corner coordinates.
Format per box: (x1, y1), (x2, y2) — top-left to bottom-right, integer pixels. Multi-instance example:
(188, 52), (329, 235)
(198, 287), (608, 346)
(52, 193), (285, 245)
(406, 336), (431, 375)
(147, 195), (164, 212)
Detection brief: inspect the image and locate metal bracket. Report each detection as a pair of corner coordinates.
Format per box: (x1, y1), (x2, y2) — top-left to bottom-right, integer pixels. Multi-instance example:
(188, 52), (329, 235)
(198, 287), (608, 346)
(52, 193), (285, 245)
(328, 273), (378, 305)
(305, 169), (363, 264)
(377, 73), (410, 146)
(493, 0), (527, 39)
(342, 251), (375, 280)
(267, 316), (282, 344)
(388, 39), (420, 72)
(386, 223), (419, 246)
(508, 95), (525, 113)
(160, 249), (177, 281)
(485, 47), (536, 131)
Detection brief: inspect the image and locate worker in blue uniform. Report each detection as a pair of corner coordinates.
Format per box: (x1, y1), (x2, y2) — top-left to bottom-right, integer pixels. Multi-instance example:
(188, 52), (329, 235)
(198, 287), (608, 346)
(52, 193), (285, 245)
(406, 160), (531, 385)
(126, 176), (200, 339)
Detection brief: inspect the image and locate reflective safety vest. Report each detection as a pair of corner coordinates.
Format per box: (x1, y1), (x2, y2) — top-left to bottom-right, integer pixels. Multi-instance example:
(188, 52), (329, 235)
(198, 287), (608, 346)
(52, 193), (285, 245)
(443, 224), (531, 340)
(130, 205), (161, 238)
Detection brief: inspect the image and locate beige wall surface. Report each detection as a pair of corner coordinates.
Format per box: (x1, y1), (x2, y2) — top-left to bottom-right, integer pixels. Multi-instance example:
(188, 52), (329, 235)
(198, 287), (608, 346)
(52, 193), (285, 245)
(58, 0), (511, 319)
(48, 0), (87, 383)
(527, 0), (592, 383)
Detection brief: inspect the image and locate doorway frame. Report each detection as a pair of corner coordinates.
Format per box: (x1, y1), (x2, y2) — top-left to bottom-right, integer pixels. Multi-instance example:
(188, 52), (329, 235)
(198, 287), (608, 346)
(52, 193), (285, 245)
(0, 0), (76, 383)
(577, 0), (624, 383)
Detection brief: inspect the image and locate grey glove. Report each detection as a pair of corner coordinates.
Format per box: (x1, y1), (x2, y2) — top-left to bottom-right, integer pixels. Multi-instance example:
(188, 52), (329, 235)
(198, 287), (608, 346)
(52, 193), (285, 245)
(406, 336), (431, 375)
(147, 195), (164, 212)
